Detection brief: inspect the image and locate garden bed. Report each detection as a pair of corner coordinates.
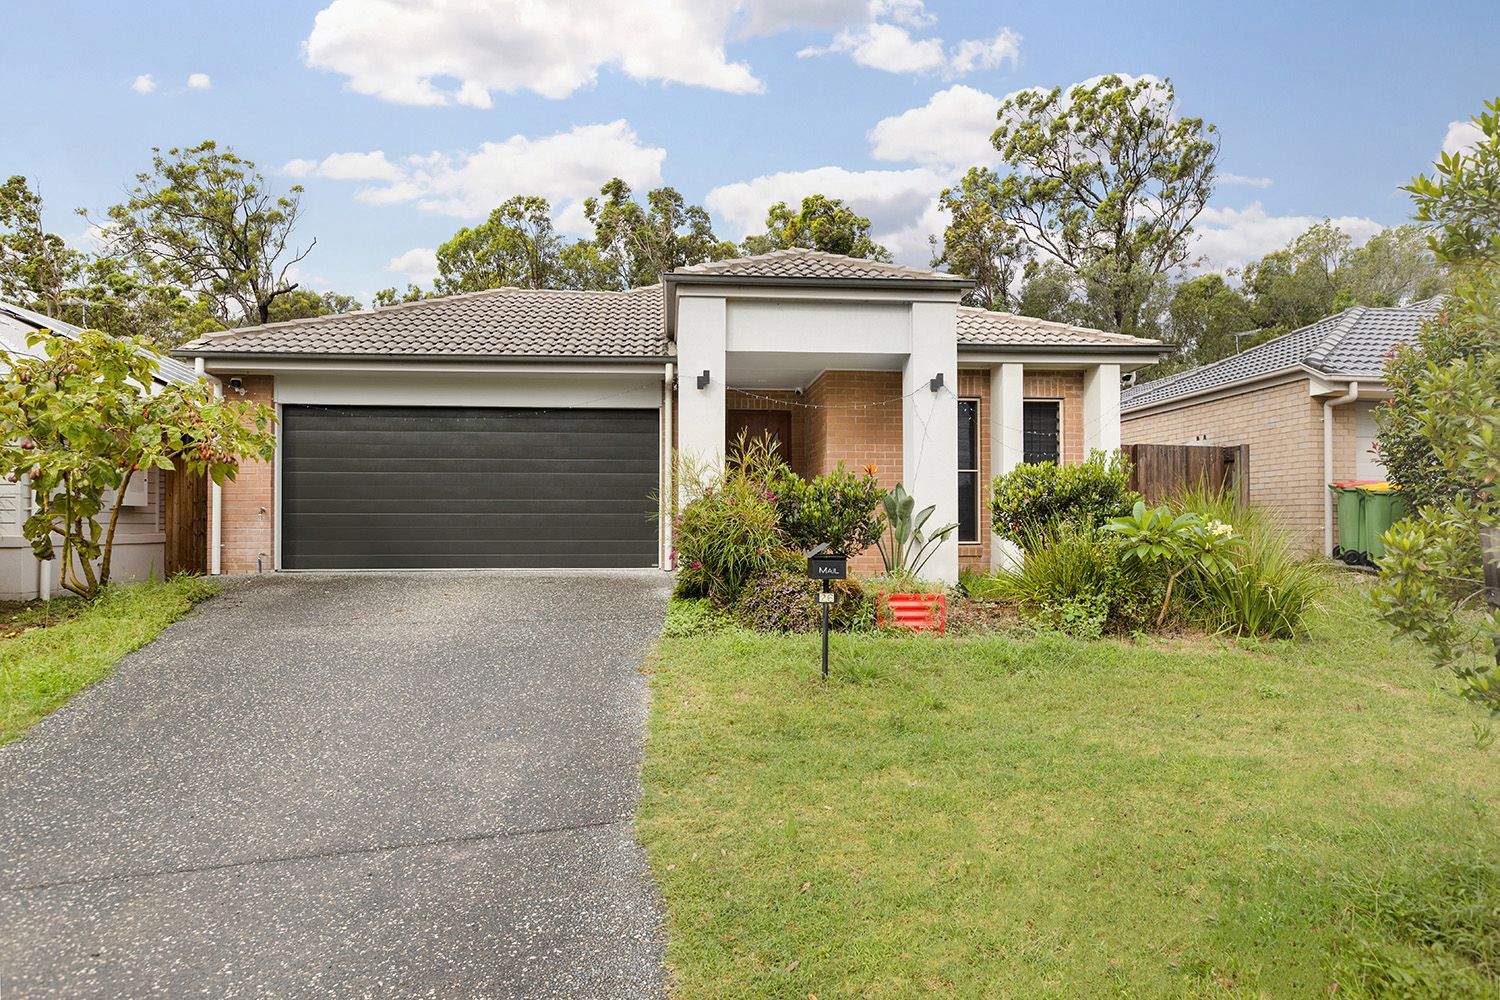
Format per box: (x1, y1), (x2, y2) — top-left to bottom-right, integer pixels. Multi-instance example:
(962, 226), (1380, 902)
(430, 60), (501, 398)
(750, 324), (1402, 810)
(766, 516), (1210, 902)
(639, 574), (1500, 997)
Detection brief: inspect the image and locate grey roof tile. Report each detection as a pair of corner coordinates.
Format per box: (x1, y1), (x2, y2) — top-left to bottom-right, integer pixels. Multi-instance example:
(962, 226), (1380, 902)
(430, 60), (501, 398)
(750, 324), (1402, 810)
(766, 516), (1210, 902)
(179, 285), (668, 358)
(956, 306), (1163, 348)
(671, 247), (969, 283)
(1120, 299), (1440, 411)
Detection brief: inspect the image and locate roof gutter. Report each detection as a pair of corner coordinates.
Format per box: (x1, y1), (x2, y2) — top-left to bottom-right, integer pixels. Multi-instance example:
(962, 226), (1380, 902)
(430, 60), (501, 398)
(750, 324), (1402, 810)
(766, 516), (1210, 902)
(171, 350), (673, 365)
(1323, 381), (1360, 558)
(959, 342), (1168, 356)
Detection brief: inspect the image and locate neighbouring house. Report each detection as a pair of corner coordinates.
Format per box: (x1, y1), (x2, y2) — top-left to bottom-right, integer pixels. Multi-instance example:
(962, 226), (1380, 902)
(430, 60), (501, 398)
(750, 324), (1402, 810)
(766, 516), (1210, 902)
(174, 249), (1167, 583)
(1120, 299), (1441, 557)
(0, 301), (201, 600)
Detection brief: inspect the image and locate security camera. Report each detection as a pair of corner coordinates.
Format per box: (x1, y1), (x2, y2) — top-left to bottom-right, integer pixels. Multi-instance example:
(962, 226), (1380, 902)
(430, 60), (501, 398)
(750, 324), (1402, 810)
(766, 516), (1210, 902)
(794, 387), (804, 396)
(227, 377), (245, 394)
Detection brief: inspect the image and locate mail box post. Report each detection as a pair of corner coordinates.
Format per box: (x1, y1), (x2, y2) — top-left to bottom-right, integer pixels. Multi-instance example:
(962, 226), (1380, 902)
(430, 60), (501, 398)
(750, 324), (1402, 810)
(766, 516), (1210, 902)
(805, 545), (847, 680)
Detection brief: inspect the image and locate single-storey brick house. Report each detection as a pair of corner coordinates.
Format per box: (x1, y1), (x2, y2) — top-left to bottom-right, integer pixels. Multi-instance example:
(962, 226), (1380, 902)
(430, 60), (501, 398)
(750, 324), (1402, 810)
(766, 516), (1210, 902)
(176, 249), (1166, 583)
(1120, 299), (1439, 557)
(1, 301), (200, 600)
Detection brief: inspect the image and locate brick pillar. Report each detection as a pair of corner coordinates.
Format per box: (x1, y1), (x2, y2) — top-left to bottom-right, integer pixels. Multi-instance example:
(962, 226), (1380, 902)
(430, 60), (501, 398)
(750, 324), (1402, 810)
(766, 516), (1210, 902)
(216, 375), (275, 575)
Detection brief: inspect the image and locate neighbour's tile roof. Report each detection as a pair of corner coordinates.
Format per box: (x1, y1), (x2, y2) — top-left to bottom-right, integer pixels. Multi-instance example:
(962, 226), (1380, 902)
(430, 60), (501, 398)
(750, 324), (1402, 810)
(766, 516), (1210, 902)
(671, 247), (970, 283)
(0, 301), (200, 384)
(179, 284), (668, 358)
(1120, 299), (1442, 412)
(955, 306), (1164, 349)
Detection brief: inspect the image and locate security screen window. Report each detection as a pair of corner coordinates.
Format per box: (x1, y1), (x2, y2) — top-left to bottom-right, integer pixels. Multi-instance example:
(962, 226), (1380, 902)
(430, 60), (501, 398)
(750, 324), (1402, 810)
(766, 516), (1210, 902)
(1023, 400), (1061, 465)
(957, 399), (980, 542)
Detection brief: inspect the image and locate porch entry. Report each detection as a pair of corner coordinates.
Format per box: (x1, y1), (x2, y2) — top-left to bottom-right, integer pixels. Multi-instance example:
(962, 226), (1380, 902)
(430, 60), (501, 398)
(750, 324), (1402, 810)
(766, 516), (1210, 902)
(727, 408), (791, 460)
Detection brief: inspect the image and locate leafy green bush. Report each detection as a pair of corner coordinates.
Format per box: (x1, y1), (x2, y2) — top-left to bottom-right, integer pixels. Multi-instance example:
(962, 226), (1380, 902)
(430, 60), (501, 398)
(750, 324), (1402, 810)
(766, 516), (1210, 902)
(672, 435), (792, 603)
(1170, 488), (1328, 638)
(989, 450), (1140, 548)
(1106, 499), (1243, 628)
(983, 520), (1162, 634)
(732, 571), (870, 633)
(771, 463), (886, 555)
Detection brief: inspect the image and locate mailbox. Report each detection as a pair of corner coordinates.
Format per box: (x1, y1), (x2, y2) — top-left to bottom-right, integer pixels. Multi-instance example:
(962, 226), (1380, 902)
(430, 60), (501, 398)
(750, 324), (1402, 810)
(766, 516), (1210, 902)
(807, 554), (848, 580)
(806, 543), (847, 581)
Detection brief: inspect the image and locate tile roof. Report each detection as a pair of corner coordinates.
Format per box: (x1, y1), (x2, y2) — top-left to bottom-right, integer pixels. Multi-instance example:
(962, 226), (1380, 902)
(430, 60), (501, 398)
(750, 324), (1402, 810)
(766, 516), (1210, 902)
(0, 301), (199, 384)
(670, 247), (970, 284)
(1120, 299), (1441, 411)
(955, 306), (1165, 349)
(179, 284), (668, 358)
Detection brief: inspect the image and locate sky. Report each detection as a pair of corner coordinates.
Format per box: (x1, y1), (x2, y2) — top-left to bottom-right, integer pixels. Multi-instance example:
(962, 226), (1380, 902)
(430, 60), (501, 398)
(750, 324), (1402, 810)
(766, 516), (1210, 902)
(3, 0), (1496, 305)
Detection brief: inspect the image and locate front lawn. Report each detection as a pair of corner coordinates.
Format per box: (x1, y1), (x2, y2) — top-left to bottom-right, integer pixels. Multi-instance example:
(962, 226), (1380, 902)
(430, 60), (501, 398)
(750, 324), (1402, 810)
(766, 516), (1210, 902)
(0, 575), (220, 744)
(639, 574), (1500, 997)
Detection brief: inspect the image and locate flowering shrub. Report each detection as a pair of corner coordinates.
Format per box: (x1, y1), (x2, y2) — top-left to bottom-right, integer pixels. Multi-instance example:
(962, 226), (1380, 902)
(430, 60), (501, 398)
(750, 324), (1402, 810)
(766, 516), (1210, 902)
(733, 570), (870, 633)
(1105, 500), (1243, 628)
(989, 450), (1140, 548)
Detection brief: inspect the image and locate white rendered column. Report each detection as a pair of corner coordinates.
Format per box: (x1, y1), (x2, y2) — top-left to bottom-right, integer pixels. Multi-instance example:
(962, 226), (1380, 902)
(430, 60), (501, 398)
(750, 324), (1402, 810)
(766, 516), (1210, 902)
(1083, 363), (1121, 455)
(674, 294), (727, 504)
(989, 363), (1025, 571)
(902, 301), (960, 585)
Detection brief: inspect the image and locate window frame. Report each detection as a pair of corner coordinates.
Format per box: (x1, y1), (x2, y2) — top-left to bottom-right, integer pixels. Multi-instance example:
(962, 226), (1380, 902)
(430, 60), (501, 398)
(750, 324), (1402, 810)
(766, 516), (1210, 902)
(1022, 399), (1062, 466)
(957, 397), (981, 543)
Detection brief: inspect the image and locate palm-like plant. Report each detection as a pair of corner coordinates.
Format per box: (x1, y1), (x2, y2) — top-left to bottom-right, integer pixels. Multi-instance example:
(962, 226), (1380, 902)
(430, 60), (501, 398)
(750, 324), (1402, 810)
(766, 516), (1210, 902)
(875, 485), (958, 582)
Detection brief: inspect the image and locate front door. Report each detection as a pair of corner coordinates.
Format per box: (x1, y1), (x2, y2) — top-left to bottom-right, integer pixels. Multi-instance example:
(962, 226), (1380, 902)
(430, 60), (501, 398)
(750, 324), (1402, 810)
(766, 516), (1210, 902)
(727, 409), (792, 463)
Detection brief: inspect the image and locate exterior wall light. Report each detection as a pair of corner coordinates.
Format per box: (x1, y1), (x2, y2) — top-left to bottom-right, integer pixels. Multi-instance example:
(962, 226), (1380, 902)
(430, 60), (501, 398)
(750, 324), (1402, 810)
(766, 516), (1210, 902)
(929, 372), (944, 392)
(697, 370), (711, 390)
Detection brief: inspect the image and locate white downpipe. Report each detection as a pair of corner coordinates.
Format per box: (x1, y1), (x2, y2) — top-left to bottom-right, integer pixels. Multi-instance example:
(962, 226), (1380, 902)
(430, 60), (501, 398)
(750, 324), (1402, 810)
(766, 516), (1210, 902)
(662, 362), (674, 572)
(1323, 381), (1360, 556)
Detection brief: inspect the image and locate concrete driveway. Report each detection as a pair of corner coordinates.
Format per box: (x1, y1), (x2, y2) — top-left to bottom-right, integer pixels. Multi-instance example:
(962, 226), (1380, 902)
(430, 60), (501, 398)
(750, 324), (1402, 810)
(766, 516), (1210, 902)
(0, 572), (671, 999)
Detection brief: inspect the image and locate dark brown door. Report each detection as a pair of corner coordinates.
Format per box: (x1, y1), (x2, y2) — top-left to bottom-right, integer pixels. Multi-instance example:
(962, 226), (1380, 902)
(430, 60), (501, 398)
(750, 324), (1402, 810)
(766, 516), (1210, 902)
(727, 409), (792, 462)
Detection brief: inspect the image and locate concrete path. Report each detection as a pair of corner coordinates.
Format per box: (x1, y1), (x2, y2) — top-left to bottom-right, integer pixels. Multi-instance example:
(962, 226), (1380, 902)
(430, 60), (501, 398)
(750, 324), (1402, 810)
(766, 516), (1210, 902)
(0, 572), (671, 998)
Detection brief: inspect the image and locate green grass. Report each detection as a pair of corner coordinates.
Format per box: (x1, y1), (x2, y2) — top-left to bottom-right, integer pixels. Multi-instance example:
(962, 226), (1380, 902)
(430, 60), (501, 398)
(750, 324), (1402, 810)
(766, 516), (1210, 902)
(0, 575), (220, 744)
(638, 574), (1500, 998)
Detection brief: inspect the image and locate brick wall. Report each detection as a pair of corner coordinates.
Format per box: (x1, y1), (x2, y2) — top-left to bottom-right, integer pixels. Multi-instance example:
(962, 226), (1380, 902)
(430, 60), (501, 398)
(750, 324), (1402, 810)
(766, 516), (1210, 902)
(954, 369), (1086, 573)
(217, 374), (276, 575)
(806, 371), (904, 575)
(1121, 378), (1331, 555)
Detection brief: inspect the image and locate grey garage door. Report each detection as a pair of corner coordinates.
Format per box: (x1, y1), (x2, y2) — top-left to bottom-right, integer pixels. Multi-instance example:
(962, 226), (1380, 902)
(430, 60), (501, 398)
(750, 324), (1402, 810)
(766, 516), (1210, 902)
(281, 405), (659, 569)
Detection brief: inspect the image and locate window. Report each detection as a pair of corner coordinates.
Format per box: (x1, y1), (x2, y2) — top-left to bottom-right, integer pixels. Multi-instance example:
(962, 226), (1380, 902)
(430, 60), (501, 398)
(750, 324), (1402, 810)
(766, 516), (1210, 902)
(1023, 400), (1061, 465)
(957, 398), (980, 542)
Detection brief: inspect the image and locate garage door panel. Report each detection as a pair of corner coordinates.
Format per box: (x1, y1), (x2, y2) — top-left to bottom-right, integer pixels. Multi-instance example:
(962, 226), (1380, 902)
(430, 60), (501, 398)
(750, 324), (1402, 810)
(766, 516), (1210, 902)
(281, 405), (659, 569)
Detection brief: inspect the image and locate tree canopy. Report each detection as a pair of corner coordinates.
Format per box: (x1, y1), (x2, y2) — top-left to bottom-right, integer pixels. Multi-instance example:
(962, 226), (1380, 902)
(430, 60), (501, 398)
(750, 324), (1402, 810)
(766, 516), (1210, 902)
(100, 141), (314, 327)
(741, 194), (892, 261)
(990, 74), (1219, 337)
(930, 168), (1026, 310)
(585, 179), (735, 287)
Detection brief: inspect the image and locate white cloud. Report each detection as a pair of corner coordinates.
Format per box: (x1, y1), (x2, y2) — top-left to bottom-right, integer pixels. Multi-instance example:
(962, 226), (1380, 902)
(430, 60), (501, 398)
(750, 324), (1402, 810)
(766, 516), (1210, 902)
(130, 74), (156, 94)
(303, 0), (763, 105)
(1441, 119), (1484, 157)
(868, 84), (1003, 170)
(797, 1), (1019, 78)
(705, 165), (948, 264)
(284, 151), (405, 183)
(186, 73), (212, 90)
(387, 247), (439, 286)
(947, 28), (1022, 76)
(1220, 172), (1273, 188)
(295, 121), (666, 233)
(737, 0), (868, 35)
(1192, 202), (1384, 271)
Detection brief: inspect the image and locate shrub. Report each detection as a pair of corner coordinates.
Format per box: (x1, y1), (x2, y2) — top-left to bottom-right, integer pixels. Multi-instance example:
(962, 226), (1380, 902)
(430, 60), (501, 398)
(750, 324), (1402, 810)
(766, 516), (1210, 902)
(875, 484), (957, 578)
(983, 520), (1163, 634)
(672, 435), (791, 603)
(1105, 500), (1244, 629)
(989, 450), (1140, 548)
(1170, 487), (1328, 638)
(772, 463), (886, 555)
(733, 571), (870, 633)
